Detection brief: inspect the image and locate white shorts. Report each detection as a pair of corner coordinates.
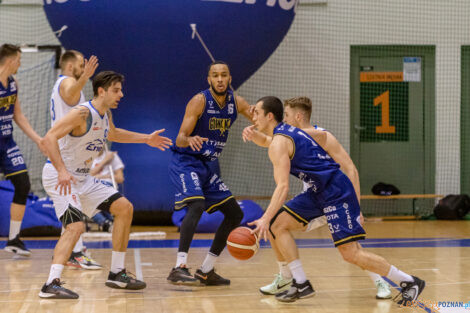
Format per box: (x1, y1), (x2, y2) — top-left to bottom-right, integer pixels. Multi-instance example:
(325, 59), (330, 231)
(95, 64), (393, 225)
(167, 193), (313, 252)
(42, 163), (118, 219)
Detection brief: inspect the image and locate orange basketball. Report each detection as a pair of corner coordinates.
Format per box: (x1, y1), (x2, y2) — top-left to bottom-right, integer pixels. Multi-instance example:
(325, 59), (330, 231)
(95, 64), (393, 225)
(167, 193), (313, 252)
(226, 226), (259, 260)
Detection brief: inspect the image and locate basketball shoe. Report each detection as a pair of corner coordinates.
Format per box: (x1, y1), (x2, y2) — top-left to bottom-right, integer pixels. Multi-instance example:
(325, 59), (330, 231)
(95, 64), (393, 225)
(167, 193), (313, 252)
(396, 276), (425, 306)
(105, 269), (146, 290)
(67, 251), (102, 270)
(275, 279), (315, 303)
(39, 278), (79, 299)
(167, 265), (200, 285)
(259, 274), (292, 295)
(375, 278), (392, 299)
(4, 235), (31, 256)
(195, 268), (230, 286)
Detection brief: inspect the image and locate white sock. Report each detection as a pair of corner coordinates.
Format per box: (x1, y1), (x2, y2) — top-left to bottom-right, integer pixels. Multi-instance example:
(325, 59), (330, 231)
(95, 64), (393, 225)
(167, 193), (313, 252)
(386, 265), (413, 283)
(73, 236), (84, 253)
(200, 252), (217, 273)
(176, 252), (188, 267)
(288, 259), (307, 284)
(278, 261), (292, 279)
(46, 264), (64, 285)
(110, 251), (126, 274)
(9, 220), (21, 240)
(366, 270), (383, 283)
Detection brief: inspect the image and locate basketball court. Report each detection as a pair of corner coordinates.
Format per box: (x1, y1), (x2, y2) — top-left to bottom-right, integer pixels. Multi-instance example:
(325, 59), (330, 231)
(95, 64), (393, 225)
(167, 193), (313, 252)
(1, 221), (469, 313)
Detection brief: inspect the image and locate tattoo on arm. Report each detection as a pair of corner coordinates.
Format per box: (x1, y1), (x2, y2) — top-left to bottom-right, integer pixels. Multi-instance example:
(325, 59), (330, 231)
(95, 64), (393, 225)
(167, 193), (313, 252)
(73, 106), (90, 121)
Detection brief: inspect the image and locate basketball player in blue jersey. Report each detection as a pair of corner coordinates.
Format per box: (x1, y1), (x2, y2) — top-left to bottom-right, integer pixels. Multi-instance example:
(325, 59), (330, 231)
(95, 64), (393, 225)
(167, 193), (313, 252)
(248, 96), (425, 305)
(243, 97), (391, 300)
(0, 44), (47, 256)
(167, 61), (254, 286)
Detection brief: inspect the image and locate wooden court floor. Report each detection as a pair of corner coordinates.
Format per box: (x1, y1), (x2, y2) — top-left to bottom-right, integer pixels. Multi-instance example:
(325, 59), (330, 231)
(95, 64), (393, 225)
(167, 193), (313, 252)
(0, 221), (469, 313)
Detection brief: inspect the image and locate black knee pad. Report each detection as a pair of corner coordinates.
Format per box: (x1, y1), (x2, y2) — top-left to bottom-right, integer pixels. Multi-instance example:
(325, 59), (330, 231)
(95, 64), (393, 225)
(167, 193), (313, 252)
(218, 197), (243, 226)
(9, 172), (30, 205)
(60, 204), (84, 227)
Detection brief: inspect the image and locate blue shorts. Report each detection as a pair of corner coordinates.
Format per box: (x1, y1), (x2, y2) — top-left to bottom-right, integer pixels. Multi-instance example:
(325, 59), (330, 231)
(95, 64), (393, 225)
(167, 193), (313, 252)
(0, 137), (27, 178)
(279, 172), (365, 247)
(281, 191), (323, 225)
(169, 151), (233, 213)
(321, 174), (366, 247)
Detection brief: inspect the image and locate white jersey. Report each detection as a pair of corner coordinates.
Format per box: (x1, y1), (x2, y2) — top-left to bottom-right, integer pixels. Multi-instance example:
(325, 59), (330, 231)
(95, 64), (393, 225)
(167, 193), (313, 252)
(59, 101), (109, 178)
(50, 75), (85, 127)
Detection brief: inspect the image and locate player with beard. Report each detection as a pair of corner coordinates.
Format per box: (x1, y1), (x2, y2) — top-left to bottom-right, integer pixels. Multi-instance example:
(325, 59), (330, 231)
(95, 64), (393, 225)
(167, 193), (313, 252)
(167, 61), (254, 286)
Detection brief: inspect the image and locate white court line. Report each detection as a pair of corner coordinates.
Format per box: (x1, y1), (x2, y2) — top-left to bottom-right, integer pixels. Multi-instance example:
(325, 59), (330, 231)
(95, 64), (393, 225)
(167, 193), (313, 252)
(134, 249), (143, 281)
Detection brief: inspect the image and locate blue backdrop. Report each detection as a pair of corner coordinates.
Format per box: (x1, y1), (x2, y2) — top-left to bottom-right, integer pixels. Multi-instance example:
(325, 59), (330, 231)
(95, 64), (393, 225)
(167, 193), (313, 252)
(43, 0), (296, 211)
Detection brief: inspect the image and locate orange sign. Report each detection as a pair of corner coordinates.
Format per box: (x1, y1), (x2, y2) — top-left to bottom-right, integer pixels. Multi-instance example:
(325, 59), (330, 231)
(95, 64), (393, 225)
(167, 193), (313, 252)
(360, 72), (403, 82)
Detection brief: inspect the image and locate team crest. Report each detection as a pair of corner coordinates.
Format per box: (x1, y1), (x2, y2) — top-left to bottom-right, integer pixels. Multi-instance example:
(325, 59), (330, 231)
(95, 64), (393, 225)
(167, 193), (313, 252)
(209, 117), (231, 136)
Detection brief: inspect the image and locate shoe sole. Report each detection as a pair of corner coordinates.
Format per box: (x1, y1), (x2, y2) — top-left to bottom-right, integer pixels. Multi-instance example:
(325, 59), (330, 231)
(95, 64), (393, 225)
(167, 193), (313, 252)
(376, 294), (392, 299)
(4, 247), (31, 257)
(167, 279), (201, 286)
(38, 291), (79, 299)
(276, 292), (316, 303)
(259, 284), (291, 295)
(105, 281), (146, 290)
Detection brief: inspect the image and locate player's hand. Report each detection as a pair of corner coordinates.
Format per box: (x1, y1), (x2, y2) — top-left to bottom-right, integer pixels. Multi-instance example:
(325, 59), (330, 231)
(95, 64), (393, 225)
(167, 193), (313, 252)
(55, 169), (76, 196)
(82, 55), (99, 79)
(248, 105), (256, 117)
(146, 129), (173, 151)
(248, 216), (270, 242)
(242, 125), (256, 143)
(188, 135), (208, 151)
(103, 151), (116, 164)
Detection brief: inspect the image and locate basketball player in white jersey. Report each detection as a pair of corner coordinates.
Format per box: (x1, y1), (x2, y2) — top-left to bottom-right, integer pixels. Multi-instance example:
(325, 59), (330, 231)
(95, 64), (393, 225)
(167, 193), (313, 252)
(39, 71), (172, 299)
(50, 50), (103, 270)
(243, 97), (391, 300)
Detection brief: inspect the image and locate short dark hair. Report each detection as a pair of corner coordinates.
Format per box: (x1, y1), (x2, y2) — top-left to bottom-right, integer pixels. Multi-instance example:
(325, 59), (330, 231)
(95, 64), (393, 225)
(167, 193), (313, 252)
(284, 97), (312, 120)
(0, 44), (21, 65)
(257, 96), (283, 123)
(92, 71), (124, 96)
(207, 60), (230, 75)
(59, 50), (83, 70)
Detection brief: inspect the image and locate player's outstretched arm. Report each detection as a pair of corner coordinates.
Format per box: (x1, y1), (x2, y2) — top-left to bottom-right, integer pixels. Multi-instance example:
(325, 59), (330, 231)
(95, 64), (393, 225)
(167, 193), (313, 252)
(248, 136), (291, 241)
(40, 106), (88, 195)
(175, 94), (208, 151)
(12, 82), (47, 155)
(60, 55), (99, 106)
(107, 111), (172, 150)
(242, 125), (272, 147)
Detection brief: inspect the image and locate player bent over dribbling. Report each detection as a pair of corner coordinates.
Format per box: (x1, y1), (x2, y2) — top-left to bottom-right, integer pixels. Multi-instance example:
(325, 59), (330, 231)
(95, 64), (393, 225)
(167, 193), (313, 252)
(39, 71), (172, 299)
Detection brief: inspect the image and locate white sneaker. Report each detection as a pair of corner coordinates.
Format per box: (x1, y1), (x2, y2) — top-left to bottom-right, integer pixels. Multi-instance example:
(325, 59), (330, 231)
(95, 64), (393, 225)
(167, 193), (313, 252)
(375, 279), (392, 299)
(260, 274), (292, 295)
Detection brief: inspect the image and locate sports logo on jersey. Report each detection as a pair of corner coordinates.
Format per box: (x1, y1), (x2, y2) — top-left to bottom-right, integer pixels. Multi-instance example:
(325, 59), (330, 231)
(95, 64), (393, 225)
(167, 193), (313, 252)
(209, 117), (231, 135)
(92, 122), (102, 131)
(208, 100), (214, 109)
(85, 138), (105, 152)
(0, 95), (16, 112)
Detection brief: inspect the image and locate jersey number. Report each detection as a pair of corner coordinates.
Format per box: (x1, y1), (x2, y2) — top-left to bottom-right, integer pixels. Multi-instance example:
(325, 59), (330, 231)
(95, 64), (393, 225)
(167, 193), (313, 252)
(51, 99), (56, 121)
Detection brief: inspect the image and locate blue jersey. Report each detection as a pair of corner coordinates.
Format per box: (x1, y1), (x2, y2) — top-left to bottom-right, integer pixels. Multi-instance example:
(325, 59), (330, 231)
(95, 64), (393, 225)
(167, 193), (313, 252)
(273, 122), (341, 197)
(173, 89), (238, 161)
(0, 76), (17, 138)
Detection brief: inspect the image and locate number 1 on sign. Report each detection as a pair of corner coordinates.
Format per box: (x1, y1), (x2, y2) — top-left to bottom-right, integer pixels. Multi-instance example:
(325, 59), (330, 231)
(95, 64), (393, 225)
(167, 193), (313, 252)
(374, 90), (396, 134)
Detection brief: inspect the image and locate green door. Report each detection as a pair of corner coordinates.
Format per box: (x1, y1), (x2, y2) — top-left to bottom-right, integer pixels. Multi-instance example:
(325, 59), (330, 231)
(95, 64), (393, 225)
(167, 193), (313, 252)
(461, 46), (470, 194)
(350, 46), (435, 214)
